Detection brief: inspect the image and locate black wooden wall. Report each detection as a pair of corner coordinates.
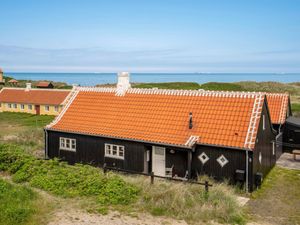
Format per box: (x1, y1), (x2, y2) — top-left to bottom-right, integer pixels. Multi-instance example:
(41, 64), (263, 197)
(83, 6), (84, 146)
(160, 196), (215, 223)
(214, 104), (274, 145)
(47, 131), (146, 173)
(192, 145), (246, 182)
(252, 100), (276, 187)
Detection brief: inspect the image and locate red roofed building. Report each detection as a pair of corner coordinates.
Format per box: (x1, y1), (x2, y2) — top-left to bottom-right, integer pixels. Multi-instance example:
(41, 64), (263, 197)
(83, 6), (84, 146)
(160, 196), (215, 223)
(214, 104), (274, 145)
(45, 73), (277, 191)
(0, 83), (72, 115)
(36, 81), (54, 89)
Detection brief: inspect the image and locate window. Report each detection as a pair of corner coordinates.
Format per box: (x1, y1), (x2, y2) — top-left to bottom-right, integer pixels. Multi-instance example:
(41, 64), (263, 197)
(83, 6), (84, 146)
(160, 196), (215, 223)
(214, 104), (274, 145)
(13, 104), (17, 109)
(263, 115), (266, 130)
(105, 144), (125, 160)
(217, 155), (229, 167)
(8, 103), (12, 108)
(45, 105), (50, 111)
(54, 106), (59, 112)
(21, 104), (25, 110)
(198, 152), (209, 164)
(59, 137), (76, 151)
(28, 105), (33, 110)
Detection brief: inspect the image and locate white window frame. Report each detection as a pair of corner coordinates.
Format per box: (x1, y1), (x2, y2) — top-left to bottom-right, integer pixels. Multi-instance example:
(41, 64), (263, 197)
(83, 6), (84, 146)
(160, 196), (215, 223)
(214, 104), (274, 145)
(8, 103), (12, 108)
(59, 137), (76, 152)
(45, 105), (50, 111)
(263, 115), (266, 130)
(13, 103), (17, 109)
(105, 143), (125, 160)
(28, 104), (33, 110)
(20, 104), (25, 110)
(54, 106), (59, 112)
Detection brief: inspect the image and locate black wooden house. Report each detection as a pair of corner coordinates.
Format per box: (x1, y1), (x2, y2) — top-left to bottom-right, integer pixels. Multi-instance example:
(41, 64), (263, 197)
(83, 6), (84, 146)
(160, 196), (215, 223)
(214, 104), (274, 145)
(45, 74), (277, 191)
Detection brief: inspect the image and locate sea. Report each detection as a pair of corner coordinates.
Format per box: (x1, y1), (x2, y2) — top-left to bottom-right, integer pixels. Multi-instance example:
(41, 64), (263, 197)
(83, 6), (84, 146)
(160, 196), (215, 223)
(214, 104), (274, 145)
(6, 72), (300, 86)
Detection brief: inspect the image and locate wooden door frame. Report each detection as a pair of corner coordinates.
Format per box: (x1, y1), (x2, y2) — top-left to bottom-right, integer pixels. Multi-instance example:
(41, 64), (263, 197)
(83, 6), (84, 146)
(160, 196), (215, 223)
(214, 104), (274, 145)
(152, 146), (166, 176)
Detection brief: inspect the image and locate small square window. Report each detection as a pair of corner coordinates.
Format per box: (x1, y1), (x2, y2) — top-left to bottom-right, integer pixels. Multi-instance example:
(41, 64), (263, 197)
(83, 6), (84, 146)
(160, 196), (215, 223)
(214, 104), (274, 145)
(21, 104), (25, 110)
(45, 105), (50, 111)
(54, 106), (59, 112)
(28, 105), (33, 110)
(8, 103), (11, 108)
(13, 104), (17, 109)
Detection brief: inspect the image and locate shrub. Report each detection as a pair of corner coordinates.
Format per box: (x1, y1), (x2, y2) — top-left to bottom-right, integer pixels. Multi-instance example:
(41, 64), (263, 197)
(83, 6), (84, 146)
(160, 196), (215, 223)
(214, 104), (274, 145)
(0, 178), (36, 225)
(0, 144), (139, 204)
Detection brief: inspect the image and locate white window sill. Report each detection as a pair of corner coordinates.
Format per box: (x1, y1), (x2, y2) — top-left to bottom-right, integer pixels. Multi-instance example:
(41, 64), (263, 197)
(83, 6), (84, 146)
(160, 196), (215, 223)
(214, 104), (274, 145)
(59, 148), (76, 152)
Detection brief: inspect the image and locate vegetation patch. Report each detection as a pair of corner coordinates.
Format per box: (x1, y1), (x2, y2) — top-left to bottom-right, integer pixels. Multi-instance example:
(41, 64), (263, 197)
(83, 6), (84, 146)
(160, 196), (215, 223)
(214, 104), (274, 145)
(0, 178), (37, 225)
(200, 82), (244, 91)
(0, 143), (246, 224)
(133, 82), (201, 90)
(0, 112), (54, 128)
(248, 166), (300, 225)
(0, 144), (139, 205)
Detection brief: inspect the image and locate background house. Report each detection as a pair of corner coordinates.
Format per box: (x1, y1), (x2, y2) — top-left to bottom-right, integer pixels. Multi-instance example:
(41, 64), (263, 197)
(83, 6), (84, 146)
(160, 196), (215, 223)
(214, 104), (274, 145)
(0, 83), (71, 115)
(45, 73), (277, 191)
(36, 81), (54, 89)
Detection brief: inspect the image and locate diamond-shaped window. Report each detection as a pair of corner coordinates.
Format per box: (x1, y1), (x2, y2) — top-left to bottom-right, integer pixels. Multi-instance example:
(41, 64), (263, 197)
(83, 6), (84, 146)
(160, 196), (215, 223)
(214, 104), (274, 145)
(198, 152), (209, 164)
(217, 155), (229, 167)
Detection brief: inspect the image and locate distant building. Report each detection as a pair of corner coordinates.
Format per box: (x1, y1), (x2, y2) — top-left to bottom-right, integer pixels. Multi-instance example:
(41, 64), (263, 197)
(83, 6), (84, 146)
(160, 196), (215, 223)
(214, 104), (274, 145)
(8, 79), (19, 86)
(0, 68), (5, 85)
(0, 83), (72, 115)
(36, 81), (54, 89)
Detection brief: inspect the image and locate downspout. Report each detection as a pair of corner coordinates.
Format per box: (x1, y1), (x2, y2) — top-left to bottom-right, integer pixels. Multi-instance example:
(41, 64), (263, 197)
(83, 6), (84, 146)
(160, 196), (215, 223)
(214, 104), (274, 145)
(44, 129), (48, 159)
(245, 150), (249, 192)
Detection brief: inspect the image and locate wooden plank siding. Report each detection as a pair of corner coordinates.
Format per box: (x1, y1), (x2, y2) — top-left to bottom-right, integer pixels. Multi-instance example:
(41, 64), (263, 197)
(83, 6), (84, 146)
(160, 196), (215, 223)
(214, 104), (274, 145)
(251, 99), (277, 190)
(47, 131), (146, 172)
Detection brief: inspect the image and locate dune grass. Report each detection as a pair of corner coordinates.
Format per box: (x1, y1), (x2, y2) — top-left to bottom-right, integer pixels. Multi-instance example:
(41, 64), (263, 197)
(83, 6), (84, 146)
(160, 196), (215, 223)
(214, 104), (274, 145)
(0, 177), (51, 225)
(133, 82), (201, 90)
(248, 166), (300, 225)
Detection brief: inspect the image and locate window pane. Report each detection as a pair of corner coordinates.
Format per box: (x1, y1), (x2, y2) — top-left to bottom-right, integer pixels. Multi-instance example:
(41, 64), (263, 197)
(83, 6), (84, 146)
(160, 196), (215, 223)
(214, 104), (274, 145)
(113, 146), (117, 150)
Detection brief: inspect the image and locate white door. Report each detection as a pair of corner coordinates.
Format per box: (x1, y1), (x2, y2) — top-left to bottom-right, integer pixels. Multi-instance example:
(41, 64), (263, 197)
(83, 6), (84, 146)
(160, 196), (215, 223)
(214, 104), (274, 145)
(152, 146), (166, 176)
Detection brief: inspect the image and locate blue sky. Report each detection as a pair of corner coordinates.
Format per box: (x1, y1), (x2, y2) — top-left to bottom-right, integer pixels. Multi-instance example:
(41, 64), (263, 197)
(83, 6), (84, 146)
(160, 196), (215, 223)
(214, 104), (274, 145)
(0, 0), (299, 72)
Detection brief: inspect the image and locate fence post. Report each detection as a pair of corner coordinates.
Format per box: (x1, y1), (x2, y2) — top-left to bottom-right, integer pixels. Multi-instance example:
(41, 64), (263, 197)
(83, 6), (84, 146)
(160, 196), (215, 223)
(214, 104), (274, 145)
(205, 181), (209, 192)
(103, 163), (107, 174)
(150, 172), (154, 184)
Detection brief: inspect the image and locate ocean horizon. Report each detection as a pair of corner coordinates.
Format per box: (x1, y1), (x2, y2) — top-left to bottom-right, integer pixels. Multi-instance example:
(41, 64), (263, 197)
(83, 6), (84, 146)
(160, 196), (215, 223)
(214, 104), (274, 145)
(6, 72), (300, 86)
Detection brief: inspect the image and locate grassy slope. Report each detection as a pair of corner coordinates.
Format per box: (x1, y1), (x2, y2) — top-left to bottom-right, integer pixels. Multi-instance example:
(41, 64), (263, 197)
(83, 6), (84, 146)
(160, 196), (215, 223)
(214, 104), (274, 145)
(0, 178), (50, 225)
(248, 166), (300, 225)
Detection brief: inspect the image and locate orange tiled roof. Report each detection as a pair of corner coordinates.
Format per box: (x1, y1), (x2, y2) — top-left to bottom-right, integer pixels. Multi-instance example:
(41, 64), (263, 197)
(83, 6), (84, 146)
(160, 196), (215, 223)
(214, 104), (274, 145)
(0, 88), (71, 105)
(47, 88), (265, 150)
(266, 93), (289, 124)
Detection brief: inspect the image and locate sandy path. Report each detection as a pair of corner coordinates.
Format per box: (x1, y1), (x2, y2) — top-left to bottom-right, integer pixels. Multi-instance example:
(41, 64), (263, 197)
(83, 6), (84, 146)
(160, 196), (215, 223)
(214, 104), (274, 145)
(48, 210), (187, 225)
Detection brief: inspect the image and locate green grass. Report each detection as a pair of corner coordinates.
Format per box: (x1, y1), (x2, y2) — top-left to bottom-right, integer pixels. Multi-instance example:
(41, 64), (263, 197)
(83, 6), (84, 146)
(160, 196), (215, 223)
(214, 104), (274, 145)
(291, 103), (300, 116)
(248, 166), (300, 225)
(133, 82), (201, 90)
(200, 82), (244, 91)
(0, 178), (37, 225)
(0, 112), (54, 128)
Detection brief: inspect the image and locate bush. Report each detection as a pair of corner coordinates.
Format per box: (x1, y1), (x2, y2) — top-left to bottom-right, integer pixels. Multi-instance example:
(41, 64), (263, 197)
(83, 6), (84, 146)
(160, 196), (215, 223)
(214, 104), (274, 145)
(0, 144), (139, 204)
(0, 178), (36, 225)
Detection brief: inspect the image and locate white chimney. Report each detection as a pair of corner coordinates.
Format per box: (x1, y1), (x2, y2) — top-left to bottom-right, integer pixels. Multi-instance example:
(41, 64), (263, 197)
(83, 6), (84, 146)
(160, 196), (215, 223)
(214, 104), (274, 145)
(116, 72), (131, 94)
(25, 83), (32, 91)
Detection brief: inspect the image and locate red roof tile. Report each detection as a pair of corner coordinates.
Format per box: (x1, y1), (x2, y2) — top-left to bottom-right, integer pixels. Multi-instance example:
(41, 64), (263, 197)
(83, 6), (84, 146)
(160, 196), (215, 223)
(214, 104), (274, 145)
(266, 93), (289, 124)
(48, 88), (265, 150)
(0, 88), (71, 105)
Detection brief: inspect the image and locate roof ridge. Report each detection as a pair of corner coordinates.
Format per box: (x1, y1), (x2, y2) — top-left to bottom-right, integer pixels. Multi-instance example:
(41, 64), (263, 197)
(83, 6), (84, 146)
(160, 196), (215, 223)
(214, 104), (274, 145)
(46, 88), (80, 129)
(77, 86), (265, 98)
(266, 92), (289, 96)
(0, 87), (70, 92)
